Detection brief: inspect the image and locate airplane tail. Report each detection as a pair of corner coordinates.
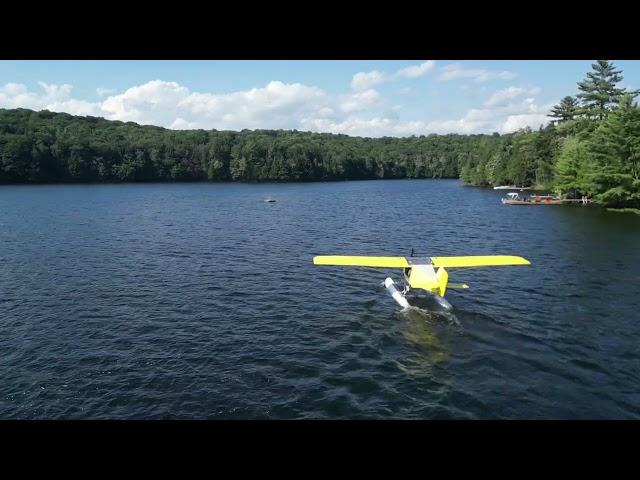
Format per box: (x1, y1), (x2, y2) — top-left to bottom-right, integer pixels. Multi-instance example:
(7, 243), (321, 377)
(436, 267), (448, 297)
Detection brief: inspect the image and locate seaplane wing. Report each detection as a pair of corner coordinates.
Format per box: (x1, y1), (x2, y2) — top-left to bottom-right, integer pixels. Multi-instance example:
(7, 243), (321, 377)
(313, 255), (529, 269)
(313, 254), (530, 309)
(313, 256), (410, 268)
(430, 255), (530, 268)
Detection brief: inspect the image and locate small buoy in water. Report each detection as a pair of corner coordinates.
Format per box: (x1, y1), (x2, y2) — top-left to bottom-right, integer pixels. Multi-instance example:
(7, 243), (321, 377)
(265, 198), (276, 203)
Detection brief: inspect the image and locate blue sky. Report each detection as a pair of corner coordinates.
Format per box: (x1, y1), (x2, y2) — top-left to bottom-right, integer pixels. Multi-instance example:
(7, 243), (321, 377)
(1, 60), (639, 137)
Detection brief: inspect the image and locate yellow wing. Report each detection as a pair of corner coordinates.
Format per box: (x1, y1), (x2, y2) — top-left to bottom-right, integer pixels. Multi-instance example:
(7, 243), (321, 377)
(313, 256), (410, 268)
(430, 255), (530, 268)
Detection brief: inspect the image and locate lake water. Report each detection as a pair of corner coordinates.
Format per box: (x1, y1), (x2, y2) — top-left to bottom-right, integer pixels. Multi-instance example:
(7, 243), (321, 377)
(1, 179), (639, 419)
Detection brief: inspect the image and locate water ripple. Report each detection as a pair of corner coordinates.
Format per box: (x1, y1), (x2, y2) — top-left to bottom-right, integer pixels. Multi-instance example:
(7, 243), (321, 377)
(0, 181), (639, 419)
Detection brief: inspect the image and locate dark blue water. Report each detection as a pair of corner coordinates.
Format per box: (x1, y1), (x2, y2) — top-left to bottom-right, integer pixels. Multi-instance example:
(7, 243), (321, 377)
(1, 180), (639, 419)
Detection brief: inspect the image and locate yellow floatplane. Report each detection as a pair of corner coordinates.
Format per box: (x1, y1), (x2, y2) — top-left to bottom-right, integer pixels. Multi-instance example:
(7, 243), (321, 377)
(313, 253), (530, 310)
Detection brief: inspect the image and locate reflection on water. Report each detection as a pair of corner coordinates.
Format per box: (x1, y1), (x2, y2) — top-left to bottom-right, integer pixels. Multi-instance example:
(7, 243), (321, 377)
(396, 306), (461, 370)
(406, 291), (454, 311)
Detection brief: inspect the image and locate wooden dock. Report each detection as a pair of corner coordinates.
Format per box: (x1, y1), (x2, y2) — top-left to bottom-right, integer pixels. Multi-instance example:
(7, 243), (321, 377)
(561, 197), (594, 204)
(502, 194), (593, 206)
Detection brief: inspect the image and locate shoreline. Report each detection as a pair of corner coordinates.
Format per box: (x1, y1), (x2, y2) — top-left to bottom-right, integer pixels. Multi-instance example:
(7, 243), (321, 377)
(607, 207), (640, 215)
(0, 177), (461, 187)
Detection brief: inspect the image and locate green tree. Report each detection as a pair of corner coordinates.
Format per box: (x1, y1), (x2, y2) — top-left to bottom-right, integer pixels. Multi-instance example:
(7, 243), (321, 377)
(577, 60), (634, 121)
(553, 136), (594, 197)
(229, 145), (247, 180)
(533, 124), (558, 186)
(585, 95), (640, 207)
(549, 96), (579, 123)
(506, 128), (537, 186)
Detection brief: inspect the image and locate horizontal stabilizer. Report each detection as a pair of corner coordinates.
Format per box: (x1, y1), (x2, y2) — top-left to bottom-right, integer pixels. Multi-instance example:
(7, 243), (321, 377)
(313, 256), (409, 268)
(430, 255), (530, 268)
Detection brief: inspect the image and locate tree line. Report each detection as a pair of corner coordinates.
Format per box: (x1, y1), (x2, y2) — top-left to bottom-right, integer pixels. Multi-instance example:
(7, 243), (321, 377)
(460, 60), (640, 208)
(0, 108), (502, 184)
(1, 60), (638, 208)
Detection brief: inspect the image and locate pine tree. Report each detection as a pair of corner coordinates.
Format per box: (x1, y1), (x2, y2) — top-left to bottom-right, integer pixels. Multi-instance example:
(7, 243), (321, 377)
(549, 96), (579, 123)
(586, 94), (640, 206)
(507, 129), (537, 186)
(554, 136), (594, 197)
(577, 60), (636, 121)
(533, 124), (558, 186)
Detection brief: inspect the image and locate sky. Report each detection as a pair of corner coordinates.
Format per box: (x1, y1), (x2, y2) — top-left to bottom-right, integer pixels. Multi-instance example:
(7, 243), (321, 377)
(1, 60), (639, 137)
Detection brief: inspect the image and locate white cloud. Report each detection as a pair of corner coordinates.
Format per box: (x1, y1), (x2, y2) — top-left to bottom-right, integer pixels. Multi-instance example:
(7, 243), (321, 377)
(0, 83), (39, 109)
(339, 89), (380, 113)
(98, 80), (327, 130)
(45, 99), (102, 116)
(425, 108), (495, 134)
(300, 116), (426, 137)
(101, 80), (190, 124)
(0, 74), (552, 137)
(178, 81), (327, 130)
(1, 79), (330, 131)
(0, 83), (28, 96)
(399, 90), (552, 136)
(500, 114), (550, 133)
(316, 107), (335, 118)
(170, 118), (200, 130)
(408, 84), (551, 134)
(438, 63), (517, 82)
(394, 61), (436, 79)
(299, 113), (495, 137)
(351, 61), (436, 91)
(484, 86), (541, 107)
(306, 107), (505, 138)
(38, 81), (73, 100)
(300, 105), (499, 137)
(351, 70), (387, 91)
(0, 81), (101, 116)
(97, 87), (116, 97)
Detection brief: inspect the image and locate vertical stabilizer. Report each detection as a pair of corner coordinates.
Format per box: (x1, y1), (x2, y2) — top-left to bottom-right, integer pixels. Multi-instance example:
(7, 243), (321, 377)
(436, 267), (449, 297)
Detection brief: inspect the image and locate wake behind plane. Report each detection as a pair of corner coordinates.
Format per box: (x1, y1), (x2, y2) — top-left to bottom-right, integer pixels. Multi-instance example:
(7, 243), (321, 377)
(313, 253), (530, 310)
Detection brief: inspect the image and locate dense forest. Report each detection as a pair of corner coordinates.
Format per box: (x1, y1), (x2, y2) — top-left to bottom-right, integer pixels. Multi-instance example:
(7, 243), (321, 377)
(0, 108), (503, 183)
(1, 60), (638, 208)
(460, 60), (640, 209)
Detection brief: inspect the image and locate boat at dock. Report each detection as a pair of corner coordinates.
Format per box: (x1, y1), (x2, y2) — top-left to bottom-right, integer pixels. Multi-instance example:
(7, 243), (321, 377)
(494, 185), (531, 190)
(501, 192), (592, 205)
